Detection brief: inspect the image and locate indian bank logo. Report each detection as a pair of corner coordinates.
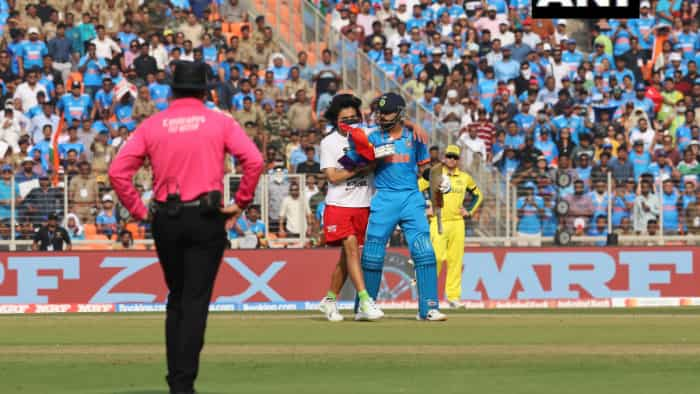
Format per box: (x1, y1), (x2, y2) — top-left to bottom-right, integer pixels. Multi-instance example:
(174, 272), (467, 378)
(532, 0), (640, 19)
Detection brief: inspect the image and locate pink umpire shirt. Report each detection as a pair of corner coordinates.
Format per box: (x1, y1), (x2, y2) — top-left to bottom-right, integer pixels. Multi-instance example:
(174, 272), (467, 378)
(108, 98), (264, 221)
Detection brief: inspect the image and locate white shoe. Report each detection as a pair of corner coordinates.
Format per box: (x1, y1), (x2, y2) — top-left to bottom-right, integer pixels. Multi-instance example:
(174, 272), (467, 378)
(417, 309), (448, 321)
(447, 300), (465, 309)
(319, 297), (344, 322)
(354, 298), (384, 321)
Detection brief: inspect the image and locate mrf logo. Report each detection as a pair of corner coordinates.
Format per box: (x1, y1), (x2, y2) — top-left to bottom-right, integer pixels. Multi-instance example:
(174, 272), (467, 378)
(532, 0), (640, 19)
(461, 251), (693, 300)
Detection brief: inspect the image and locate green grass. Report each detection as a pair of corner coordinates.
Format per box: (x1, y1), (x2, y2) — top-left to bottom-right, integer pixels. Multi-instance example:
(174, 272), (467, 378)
(1, 309), (700, 393)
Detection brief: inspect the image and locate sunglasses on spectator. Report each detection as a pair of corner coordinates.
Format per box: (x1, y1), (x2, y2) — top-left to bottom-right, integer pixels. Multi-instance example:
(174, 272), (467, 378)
(445, 154), (460, 160)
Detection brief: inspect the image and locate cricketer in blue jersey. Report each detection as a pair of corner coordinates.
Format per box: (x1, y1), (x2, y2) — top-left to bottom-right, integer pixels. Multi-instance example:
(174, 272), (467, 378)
(361, 92), (446, 321)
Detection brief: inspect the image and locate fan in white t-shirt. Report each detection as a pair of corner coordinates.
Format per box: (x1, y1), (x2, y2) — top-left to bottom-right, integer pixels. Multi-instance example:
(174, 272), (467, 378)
(318, 93), (384, 322)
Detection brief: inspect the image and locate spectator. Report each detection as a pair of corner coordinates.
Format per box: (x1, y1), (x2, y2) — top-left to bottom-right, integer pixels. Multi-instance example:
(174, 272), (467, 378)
(133, 43), (158, 81)
(633, 180), (659, 233)
(610, 145), (634, 180)
(295, 146), (321, 174)
(68, 160), (98, 223)
(63, 212), (85, 241)
(96, 194), (118, 239)
(0, 108), (21, 153)
(90, 130), (114, 175)
(32, 212), (71, 251)
(457, 125), (486, 168)
(267, 166), (289, 232)
(58, 127), (85, 159)
(112, 229), (134, 250)
(288, 89), (313, 131)
(220, 0), (247, 23)
(132, 85), (157, 122)
(629, 140), (652, 180)
(660, 178), (681, 235)
(14, 70), (47, 112)
(230, 205), (266, 249)
(515, 184), (543, 246)
(0, 164), (19, 221)
(78, 44), (107, 97)
(22, 175), (63, 225)
(278, 182), (311, 238)
(587, 214), (609, 246)
(564, 180), (594, 231)
(15, 156), (40, 183)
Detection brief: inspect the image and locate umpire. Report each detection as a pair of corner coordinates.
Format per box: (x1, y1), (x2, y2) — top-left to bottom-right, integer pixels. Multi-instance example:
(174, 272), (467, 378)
(109, 61), (264, 394)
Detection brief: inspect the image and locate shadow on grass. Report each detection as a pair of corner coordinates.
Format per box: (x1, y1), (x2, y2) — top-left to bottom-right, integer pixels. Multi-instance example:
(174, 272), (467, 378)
(116, 391), (225, 394)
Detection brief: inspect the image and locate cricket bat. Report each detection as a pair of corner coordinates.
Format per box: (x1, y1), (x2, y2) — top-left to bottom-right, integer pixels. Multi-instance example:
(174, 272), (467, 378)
(429, 163), (444, 234)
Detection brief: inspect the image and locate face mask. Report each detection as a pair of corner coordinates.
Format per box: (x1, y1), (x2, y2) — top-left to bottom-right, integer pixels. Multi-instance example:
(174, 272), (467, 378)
(339, 116), (361, 126)
(521, 69), (531, 79)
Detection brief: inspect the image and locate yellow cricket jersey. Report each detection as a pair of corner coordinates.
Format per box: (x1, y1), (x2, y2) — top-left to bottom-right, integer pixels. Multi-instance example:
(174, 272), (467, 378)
(419, 168), (483, 222)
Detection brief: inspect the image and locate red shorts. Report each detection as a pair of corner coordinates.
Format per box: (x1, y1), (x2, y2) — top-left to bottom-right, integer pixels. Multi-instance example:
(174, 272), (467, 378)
(323, 205), (369, 246)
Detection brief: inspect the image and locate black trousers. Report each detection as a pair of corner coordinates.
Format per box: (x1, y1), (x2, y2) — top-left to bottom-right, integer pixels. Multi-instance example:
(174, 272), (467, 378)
(152, 206), (228, 393)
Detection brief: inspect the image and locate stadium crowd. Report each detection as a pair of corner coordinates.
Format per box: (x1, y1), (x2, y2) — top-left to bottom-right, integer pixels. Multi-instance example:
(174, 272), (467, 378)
(0, 0), (698, 249)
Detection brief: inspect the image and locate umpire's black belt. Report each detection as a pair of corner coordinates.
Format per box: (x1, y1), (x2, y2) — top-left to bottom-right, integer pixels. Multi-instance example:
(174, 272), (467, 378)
(153, 200), (201, 208)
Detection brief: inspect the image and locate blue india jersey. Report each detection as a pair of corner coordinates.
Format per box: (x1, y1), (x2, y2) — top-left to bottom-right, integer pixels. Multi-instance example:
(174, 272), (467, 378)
(58, 93), (92, 123)
(368, 126), (429, 192)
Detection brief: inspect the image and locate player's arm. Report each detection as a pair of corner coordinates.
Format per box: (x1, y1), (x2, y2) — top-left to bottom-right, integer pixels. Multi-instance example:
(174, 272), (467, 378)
(463, 175), (483, 216)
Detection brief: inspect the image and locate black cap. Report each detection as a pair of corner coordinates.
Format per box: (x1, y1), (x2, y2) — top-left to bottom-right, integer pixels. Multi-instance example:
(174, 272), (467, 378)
(171, 61), (208, 91)
(47, 213), (58, 221)
(375, 92), (406, 114)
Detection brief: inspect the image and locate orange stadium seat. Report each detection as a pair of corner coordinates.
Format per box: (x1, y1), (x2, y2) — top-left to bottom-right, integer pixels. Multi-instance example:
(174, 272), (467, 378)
(124, 223), (144, 240)
(83, 223), (100, 240)
(227, 22), (247, 37)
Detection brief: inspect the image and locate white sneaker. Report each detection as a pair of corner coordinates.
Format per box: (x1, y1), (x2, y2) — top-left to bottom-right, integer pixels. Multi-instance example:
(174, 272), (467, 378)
(448, 300), (465, 309)
(319, 297), (343, 322)
(354, 298), (384, 321)
(416, 309), (448, 321)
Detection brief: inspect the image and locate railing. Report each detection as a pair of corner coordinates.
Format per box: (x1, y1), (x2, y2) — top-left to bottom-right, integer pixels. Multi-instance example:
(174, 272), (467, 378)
(3, 170), (700, 250)
(247, 0), (445, 146)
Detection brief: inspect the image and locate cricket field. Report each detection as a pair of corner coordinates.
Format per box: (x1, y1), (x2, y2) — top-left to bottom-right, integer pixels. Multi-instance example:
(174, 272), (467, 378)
(1, 308), (700, 393)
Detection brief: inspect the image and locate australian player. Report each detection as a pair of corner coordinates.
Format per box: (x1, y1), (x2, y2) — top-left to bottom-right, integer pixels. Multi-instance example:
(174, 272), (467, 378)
(319, 94), (384, 322)
(428, 145), (483, 308)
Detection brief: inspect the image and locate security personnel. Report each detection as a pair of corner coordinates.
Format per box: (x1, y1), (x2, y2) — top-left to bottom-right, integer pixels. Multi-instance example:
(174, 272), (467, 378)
(427, 145), (483, 308)
(108, 61), (264, 394)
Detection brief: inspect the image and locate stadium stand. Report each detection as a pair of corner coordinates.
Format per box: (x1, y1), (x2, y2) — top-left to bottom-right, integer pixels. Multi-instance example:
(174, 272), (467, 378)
(0, 0), (698, 250)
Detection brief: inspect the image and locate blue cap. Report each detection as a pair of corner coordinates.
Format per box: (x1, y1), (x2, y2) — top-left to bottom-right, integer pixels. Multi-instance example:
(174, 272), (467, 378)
(1, 164), (11, 171)
(261, 98), (275, 108)
(376, 92), (406, 114)
(567, 39), (576, 45)
(635, 83), (646, 91)
(695, 78), (700, 85)
(398, 39), (410, 47)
